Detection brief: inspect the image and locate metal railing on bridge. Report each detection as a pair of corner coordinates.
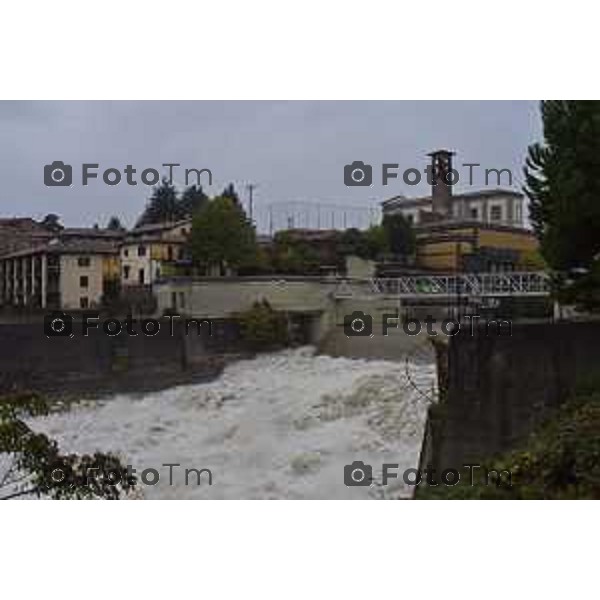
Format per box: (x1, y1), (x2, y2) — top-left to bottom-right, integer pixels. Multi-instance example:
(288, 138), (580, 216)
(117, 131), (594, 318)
(334, 271), (551, 299)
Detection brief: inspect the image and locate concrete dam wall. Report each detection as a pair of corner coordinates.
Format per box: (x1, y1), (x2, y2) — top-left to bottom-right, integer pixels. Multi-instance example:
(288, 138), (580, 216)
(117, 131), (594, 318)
(155, 277), (436, 361)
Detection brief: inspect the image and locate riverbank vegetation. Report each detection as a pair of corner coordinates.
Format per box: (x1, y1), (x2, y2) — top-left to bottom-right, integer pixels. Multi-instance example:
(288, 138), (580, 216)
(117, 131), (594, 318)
(0, 392), (135, 500)
(419, 383), (600, 499)
(525, 100), (600, 311)
(235, 300), (290, 351)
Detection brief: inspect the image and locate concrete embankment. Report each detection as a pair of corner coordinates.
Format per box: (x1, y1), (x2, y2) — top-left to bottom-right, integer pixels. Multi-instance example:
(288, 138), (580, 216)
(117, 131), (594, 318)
(419, 321), (600, 472)
(0, 317), (248, 398)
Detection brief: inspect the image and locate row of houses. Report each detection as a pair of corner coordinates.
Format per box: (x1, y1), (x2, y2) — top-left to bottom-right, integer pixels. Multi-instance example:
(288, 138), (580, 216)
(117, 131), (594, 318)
(0, 218), (192, 310)
(0, 150), (541, 312)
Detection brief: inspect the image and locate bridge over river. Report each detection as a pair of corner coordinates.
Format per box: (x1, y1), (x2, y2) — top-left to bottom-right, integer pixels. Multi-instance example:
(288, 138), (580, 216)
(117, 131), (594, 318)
(334, 271), (551, 300)
(155, 271), (552, 322)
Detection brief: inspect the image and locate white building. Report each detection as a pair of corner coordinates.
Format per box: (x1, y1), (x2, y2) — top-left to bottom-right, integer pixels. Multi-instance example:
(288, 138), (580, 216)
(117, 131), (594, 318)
(120, 219), (192, 287)
(381, 188), (525, 228)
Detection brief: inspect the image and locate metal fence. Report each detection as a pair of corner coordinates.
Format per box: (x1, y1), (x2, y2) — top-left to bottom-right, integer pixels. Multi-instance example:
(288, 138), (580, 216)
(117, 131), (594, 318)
(335, 272), (551, 299)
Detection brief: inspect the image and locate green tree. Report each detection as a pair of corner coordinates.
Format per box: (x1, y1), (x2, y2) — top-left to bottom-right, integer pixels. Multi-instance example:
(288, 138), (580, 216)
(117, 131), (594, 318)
(179, 184), (208, 217)
(338, 226), (389, 260)
(137, 178), (182, 226)
(337, 228), (369, 259)
(41, 213), (63, 232)
(190, 196), (258, 274)
(272, 231), (322, 274)
(221, 183), (241, 206)
(524, 101), (600, 271)
(561, 261), (600, 312)
(364, 225), (390, 258)
(235, 300), (289, 351)
(106, 215), (125, 231)
(0, 392), (135, 500)
(382, 213), (415, 256)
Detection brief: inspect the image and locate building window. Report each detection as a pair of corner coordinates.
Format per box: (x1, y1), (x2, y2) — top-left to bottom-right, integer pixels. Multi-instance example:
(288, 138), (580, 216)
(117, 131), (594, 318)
(77, 257), (91, 267)
(138, 245), (147, 257)
(138, 268), (145, 285)
(179, 292), (185, 309)
(123, 265), (130, 280)
(167, 245), (173, 261)
(171, 291), (177, 310)
(490, 205), (502, 222)
(515, 202), (522, 223)
(80, 275), (89, 288)
(80, 296), (89, 309)
(123, 248), (129, 257)
(470, 207), (479, 220)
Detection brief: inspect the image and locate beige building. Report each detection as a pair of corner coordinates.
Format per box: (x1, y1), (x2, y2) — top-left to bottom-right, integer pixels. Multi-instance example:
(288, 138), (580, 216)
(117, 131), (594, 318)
(120, 219), (192, 287)
(0, 229), (122, 310)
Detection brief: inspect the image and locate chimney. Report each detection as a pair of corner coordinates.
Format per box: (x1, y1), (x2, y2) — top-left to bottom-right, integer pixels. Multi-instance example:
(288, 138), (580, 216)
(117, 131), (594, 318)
(428, 149), (455, 217)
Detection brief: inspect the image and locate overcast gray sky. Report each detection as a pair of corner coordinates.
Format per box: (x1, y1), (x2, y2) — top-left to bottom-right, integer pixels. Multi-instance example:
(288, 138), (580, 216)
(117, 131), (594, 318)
(0, 101), (541, 232)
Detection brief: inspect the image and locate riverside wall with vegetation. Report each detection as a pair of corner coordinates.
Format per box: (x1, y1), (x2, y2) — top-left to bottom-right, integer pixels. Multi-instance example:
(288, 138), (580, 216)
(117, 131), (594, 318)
(419, 321), (600, 488)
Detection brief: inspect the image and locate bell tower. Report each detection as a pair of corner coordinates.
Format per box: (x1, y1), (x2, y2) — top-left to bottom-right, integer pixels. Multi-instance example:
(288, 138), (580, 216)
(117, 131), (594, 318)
(428, 149), (455, 217)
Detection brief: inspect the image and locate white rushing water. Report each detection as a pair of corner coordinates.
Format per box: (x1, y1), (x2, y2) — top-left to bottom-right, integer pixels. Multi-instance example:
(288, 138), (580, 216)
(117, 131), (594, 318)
(29, 347), (436, 499)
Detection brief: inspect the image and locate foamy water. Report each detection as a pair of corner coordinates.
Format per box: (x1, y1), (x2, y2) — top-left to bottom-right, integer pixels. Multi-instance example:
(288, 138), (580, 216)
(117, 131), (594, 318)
(27, 347), (436, 499)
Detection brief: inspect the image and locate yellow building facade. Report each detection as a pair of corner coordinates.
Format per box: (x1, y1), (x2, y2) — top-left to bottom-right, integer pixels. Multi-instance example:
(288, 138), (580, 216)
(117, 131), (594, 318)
(416, 222), (540, 272)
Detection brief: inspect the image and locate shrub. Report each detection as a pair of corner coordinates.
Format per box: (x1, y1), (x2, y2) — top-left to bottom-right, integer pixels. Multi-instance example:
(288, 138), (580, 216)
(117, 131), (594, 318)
(418, 388), (600, 499)
(236, 300), (289, 351)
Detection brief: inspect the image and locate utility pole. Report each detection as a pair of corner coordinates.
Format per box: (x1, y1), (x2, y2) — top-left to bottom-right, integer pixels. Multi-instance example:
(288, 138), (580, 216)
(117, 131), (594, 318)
(246, 183), (257, 223)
